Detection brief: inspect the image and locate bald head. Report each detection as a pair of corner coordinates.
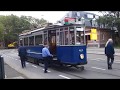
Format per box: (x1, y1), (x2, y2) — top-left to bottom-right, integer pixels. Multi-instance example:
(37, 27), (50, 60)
(44, 45), (49, 48)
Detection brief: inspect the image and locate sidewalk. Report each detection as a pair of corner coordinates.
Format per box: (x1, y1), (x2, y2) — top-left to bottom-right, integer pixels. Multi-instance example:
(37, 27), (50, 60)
(87, 47), (120, 56)
(4, 63), (28, 79)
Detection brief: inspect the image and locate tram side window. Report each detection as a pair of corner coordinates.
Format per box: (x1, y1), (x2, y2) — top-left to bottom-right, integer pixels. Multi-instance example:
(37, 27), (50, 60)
(20, 39), (23, 46)
(24, 37), (28, 46)
(29, 36), (34, 46)
(56, 32), (60, 45)
(60, 31), (64, 45)
(69, 27), (75, 45)
(65, 31), (69, 45)
(35, 35), (43, 45)
(44, 31), (47, 45)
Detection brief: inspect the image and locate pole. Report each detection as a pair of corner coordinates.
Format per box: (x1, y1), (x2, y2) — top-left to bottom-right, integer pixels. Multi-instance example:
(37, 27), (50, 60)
(81, 17), (86, 45)
(83, 24), (86, 45)
(0, 55), (5, 79)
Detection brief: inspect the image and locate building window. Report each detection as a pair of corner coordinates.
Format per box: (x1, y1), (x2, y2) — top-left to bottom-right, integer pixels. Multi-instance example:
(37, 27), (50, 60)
(84, 14), (87, 18)
(77, 12), (80, 17)
(87, 14), (93, 18)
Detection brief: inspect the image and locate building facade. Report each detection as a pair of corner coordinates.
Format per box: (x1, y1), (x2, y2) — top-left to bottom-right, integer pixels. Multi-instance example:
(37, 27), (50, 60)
(59, 11), (114, 47)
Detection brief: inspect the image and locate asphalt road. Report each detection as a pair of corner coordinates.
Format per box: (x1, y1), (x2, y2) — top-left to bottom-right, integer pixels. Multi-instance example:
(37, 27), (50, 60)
(0, 49), (120, 79)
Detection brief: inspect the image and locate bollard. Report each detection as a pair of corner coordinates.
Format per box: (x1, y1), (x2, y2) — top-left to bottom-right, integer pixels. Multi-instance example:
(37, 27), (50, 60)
(0, 55), (5, 79)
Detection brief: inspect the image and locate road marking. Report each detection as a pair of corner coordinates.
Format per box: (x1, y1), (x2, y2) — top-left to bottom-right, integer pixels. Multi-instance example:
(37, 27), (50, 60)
(9, 76), (24, 79)
(32, 65), (37, 68)
(5, 75), (7, 78)
(59, 75), (71, 79)
(115, 60), (120, 62)
(91, 67), (106, 70)
(26, 62), (29, 64)
(15, 59), (18, 60)
(114, 61), (120, 63)
(89, 58), (104, 61)
(42, 69), (51, 72)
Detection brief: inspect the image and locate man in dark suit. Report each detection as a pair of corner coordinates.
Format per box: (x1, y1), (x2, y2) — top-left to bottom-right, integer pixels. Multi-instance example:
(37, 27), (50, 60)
(18, 46), (27, 68)
(105, 38), (115, 69)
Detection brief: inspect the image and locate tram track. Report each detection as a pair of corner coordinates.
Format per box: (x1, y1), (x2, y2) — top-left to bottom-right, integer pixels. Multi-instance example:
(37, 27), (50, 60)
(50, 66), (120, 79)
(1, 50), (120, 79)
(38, 63), (87, 79)
(2, 54), (120, 79)
(47, 64), (120, 78)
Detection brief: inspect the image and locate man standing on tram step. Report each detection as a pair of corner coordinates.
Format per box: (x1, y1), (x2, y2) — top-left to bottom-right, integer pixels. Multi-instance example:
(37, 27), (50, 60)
(18, 46), (27, 68)
(42, 45), (53, 73)
(105, 38), (115, 70)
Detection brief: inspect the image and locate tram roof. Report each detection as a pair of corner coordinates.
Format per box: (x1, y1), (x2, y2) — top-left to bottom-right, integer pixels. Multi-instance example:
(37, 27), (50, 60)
(19, 24), (81, 36)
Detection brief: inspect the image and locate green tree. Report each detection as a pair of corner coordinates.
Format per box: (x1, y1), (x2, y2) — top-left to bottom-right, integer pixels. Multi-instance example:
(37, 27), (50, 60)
(0, 14), (48, 47)
(20, 15), (48, 29)
(0, 22), (4, 42)
(97, 11), (120, 45)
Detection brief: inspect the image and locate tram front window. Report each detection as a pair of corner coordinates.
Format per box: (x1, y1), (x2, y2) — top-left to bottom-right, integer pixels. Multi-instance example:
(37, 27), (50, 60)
(76, 31), (83, 45)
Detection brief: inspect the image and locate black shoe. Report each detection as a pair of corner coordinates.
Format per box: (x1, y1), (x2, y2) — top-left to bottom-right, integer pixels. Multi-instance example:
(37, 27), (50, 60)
(44, 71), (48, 73)
(110, 66), (112, 69)
(108, 65), (111, 69)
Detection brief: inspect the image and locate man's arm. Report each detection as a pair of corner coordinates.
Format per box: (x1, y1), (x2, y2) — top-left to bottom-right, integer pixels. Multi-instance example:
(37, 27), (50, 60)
(46, 49), (53, 57)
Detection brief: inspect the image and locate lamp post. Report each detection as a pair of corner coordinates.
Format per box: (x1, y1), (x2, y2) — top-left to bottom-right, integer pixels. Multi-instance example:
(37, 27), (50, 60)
(81, 17), (86, 44)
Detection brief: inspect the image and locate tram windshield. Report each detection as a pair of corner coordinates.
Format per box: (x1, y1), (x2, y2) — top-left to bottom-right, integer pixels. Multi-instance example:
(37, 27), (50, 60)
(76, 31), (84, 45)
(57, 26), (84, 46)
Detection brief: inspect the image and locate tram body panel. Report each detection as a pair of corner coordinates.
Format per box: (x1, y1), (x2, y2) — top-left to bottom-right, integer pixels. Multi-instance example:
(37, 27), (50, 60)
(56, 45), (87, 65)
(26, 46), (44, 59)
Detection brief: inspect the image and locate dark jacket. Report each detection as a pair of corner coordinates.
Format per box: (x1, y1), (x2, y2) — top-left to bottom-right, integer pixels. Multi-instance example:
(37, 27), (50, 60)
(18, 46), (27, 57)
(105, 42), (115, 56)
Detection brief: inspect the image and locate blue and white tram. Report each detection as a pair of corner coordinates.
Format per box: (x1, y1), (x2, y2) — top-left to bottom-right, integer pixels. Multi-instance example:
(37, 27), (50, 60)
(19, 24), (87, 69)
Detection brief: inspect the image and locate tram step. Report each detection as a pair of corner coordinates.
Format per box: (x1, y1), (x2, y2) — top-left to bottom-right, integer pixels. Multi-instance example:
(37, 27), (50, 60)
(53, 58), (57, 60)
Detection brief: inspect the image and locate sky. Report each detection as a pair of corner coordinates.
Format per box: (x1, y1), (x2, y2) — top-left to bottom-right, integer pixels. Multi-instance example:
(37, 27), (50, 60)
(0, 11), (102, 23)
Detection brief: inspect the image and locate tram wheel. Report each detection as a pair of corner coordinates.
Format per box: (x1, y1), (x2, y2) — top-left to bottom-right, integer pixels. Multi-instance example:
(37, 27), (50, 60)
(80, 66), (84, 71)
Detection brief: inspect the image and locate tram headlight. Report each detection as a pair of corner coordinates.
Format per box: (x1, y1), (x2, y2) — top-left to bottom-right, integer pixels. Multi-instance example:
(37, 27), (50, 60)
(80, 54), (84, 59)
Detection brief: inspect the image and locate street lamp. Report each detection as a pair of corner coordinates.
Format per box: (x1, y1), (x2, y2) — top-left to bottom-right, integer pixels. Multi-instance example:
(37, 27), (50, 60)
(81, 17), (86, 44)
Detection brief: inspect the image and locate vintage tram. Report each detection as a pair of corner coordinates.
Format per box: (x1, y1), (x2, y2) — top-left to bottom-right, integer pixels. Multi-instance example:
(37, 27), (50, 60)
(19, 24), (87, 69)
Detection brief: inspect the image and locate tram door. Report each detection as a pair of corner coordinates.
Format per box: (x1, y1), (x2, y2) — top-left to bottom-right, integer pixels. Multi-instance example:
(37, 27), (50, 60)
(48, 30), (56, 55)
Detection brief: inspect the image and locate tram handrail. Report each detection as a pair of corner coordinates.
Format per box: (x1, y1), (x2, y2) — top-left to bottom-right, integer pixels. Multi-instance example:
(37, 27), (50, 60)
(27, 52), (42, 54)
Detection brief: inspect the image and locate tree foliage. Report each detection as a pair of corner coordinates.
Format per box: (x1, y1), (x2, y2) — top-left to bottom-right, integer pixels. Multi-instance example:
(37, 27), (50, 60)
(0, 14), (48, 47)
(97, 11), (120, 31)
(96, 11), (120, 45)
